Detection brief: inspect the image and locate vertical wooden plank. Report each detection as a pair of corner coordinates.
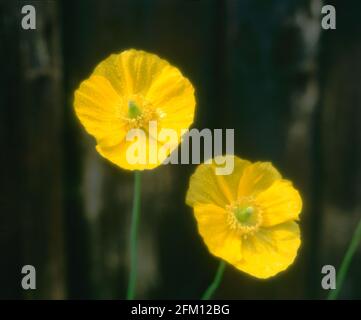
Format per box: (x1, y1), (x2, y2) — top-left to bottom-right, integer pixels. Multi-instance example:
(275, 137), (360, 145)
(1, 0), (65, 298)
(318, 0), (361, 299)
(0, 0), (23, 299)
(223, 0), (322, 298)
(20, 0), (65, 299)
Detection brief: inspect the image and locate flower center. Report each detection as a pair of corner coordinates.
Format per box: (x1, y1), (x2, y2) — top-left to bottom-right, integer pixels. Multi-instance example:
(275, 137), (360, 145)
(226, 198), (262, 236)
(123, 94), (163, 129)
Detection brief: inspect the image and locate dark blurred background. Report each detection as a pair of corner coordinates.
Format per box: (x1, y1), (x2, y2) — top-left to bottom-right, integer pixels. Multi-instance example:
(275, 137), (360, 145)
(1, 0), (361, 299)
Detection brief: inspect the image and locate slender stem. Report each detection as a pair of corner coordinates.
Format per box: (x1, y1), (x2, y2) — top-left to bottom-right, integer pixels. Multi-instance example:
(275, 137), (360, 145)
(328, 217), (361, 300)
(126, 171), (142, 300)
(202, 261), (226, 300)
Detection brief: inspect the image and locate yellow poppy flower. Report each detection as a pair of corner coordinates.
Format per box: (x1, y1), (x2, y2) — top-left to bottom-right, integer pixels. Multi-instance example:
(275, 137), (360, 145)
(74, 49), (196, 170)
(186, 155), (302, 279)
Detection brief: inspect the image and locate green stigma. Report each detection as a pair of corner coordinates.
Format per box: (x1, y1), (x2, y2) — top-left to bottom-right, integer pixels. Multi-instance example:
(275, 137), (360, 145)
(128, 100), (142, 118)
(234, 206), (254, 223)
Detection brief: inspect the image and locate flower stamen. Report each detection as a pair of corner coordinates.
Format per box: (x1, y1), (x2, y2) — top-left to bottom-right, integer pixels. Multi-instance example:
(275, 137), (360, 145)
(226, 198), (262, 236)
(122, 95), (161, 130)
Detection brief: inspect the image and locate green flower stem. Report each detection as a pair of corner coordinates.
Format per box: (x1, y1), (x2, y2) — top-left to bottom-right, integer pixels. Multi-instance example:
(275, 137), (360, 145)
(126, 171), (142, 300)
(328, 217), (361, 300)
(202, 261), (226, 300)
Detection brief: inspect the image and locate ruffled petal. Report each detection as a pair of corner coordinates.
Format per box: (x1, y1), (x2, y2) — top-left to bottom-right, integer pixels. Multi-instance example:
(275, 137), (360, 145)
(93, 49), (169, 97)
(74, 75), (127, 147)
(257, 180), (302, 227)
(186, 156), (251, 208)
(234, 221), (300, 279)
(96, 129), (167, 171)
(194, 204), (242, 264)
(238, 162), (281, 198)
(146, 64), (195, 133)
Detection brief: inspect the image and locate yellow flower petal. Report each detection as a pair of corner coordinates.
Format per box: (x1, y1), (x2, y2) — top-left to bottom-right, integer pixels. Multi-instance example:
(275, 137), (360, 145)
(237, 161), (281, 198)
(256, 180), (302, 227)
(186, 156), (251, 208)
(147, 65), (195, 132)
(74, 75), (127, 147)
(93, 49), (169, 96)
(194, 204), (243, 264)
(235, 222), (301, 279)
(96, 131), (165, 171)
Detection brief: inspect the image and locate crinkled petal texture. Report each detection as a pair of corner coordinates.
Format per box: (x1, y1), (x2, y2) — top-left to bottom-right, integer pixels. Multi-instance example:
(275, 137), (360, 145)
(74, 49), (196, 170)
(186, 156), (251, 207)
(186, 155), (302, 279)
(193, 204), (243, 264)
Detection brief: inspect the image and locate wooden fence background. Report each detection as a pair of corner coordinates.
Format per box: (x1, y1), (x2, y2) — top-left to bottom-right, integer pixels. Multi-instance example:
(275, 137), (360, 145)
(1, 0), (360, 299)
